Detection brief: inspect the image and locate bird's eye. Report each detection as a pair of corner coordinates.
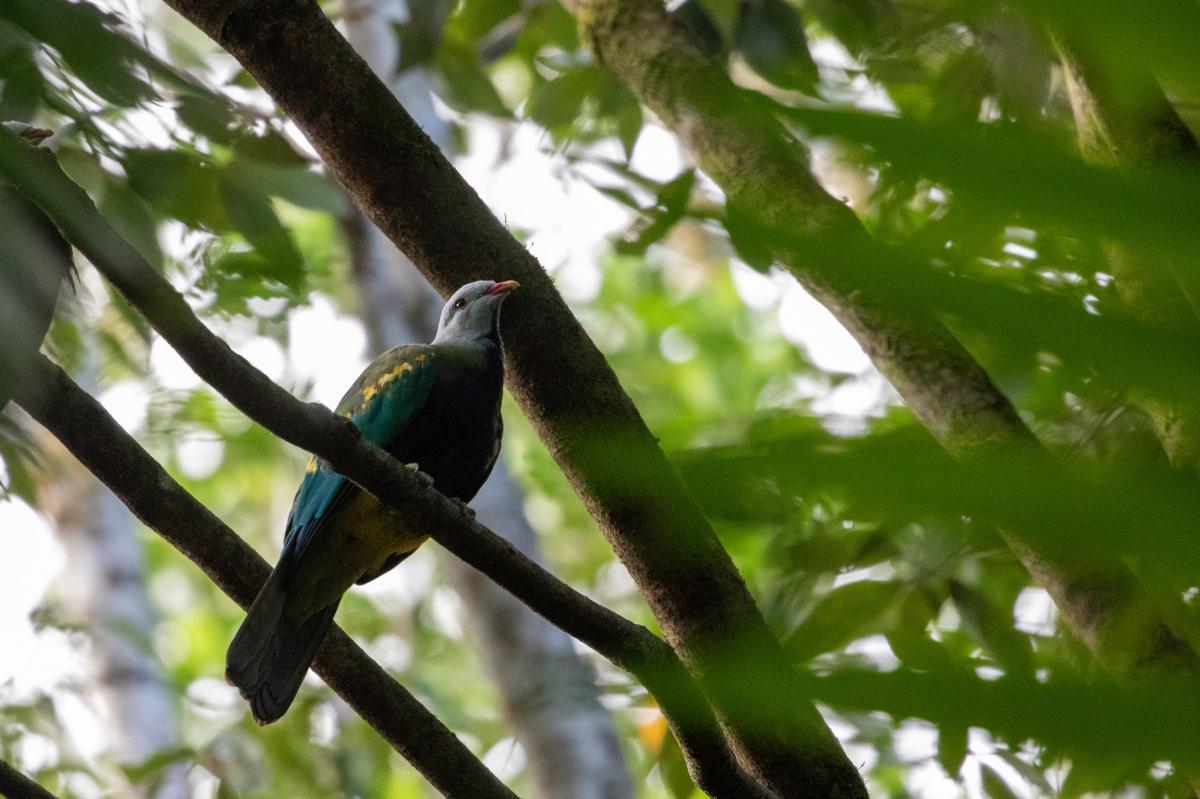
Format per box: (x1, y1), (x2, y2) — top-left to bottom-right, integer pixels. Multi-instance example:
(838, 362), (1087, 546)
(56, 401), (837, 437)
(454, 298), (466, 310)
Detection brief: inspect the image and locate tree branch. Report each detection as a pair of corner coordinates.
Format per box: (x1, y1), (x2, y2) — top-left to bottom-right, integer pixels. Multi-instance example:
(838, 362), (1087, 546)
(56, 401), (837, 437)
(2, 7), (860, 791)
(0, 757), (59, 799)
(1053, 32), (1200, 469)
(15, 350), (758, 798)
(568, 0), (1200, 679)
(13, 357), (516, 799)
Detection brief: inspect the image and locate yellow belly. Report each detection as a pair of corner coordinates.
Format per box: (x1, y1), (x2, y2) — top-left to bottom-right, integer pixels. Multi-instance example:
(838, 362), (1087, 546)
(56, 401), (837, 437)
(284, 489), (427, 621)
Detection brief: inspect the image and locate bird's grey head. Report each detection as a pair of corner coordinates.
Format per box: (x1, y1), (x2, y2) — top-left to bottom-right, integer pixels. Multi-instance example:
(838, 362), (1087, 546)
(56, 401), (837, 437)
(432, 279), (520, 346)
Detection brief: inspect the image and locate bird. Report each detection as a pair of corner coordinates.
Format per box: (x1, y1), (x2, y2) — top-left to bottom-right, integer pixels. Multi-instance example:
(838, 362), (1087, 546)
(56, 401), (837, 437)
(226, 278), (519, 724)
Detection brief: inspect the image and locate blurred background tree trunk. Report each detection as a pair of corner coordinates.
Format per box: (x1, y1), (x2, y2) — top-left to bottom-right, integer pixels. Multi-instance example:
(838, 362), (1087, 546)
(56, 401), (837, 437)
(340, 2), (634, 796)
(38, 336), (188, 799)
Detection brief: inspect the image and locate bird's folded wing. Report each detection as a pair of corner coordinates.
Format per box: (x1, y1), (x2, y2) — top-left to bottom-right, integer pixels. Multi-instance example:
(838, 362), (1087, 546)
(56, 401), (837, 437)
(282, 344), (438, 562)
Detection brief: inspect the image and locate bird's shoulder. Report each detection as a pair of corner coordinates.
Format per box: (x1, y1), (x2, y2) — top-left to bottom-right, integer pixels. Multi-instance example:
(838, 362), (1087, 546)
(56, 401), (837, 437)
(285, 344), (438, 555)
(335, 344), (438, 421)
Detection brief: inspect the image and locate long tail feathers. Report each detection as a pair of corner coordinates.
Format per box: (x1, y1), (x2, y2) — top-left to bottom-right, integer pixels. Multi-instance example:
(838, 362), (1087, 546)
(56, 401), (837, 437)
(226, 565), (338, 725)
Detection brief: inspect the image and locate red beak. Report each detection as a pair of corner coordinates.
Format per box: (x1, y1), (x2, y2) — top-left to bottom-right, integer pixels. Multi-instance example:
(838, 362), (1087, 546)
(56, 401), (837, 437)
(485, 280), (520, 296)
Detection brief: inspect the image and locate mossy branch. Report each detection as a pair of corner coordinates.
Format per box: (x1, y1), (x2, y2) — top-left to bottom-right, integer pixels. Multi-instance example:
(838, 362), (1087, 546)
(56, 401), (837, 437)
(570, 0), (1200, 682)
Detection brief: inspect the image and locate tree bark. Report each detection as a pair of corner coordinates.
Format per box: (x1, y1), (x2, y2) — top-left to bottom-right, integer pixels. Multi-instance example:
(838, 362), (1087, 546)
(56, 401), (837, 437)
(149, 2), (863, 794)
(569, 0), (1200, 680)
(1054, 33), (1200, 470)
(0, 757), (59, 799)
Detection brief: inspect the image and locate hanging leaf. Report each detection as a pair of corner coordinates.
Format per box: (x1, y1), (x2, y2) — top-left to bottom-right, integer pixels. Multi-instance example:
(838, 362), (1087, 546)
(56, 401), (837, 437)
(784, 579), (903, 661)
(670, 0), (725, 58)
(99, 179), (163, 269)
(0, 25), (44, 120)
(394, 0), (456, 73)
(937, 722), (968, 777)
(175, 93), (241, 145)
(433, 39), (511, 117)
(0, 0), (155, 107)
(724, 197), (776, 270)
(231, 159), (346, 215)
(616, 170), (696, 256)
(218, 169), (304, 289)
(949, 580), (1035, 679)
(734, 0), (819, 93)
(231, 130), (308, 167)
(979, 762), (1023, 799)
(616, 100), (643, 160)
(657, 732), (698, 799)
(527, 67), (602, 130)
(124, 149), (228, 231)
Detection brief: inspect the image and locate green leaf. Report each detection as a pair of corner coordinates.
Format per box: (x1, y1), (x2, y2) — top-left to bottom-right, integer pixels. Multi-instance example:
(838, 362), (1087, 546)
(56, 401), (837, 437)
(175, 92), (240, 144)
(217, 169), (304, 287)
(205, 252), (301, 311)
(231, 130), (308, 167)
(0, 0), (155, 107)
(949, 580), (1035, 678)
(394, 0), (455, 73)
(99, 179), (163, 268)
(937, 722), (967, 777)
(657, 733), (697, 799)
(734, 0), (818, 93)
(994, 749), (1054, 796)
(616, 170), (695, 256)
(0, 415), (40, 502)
(724, 197), (777, 270)
(121, 746), (195, 782)
(670, 0), (725, 57)
(434, 39), (510, 116)
(616, 100), (643, 160)
(0, 24), (43, 120)
(527, 67), (601, 130)
(979, 762), (1023, 799)
(1060, 752), (1145, 799)
(231, 159), (346, 215)
(124, 149), (228, 230)
(885, 630), (962, 673)
(784, 579), (902, 661)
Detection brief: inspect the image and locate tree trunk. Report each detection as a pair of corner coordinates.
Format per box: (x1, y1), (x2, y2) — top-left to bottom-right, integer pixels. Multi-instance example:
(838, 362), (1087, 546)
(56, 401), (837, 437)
(156, 3), (866, 792)
(570, 0), (1200, 680)
(37, 345), (187, 799)
(1054, 33), (1200, 470)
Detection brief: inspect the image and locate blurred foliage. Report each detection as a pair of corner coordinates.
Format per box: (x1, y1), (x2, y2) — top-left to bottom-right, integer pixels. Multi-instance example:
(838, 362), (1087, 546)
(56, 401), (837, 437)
(0, 0), (1198, 797)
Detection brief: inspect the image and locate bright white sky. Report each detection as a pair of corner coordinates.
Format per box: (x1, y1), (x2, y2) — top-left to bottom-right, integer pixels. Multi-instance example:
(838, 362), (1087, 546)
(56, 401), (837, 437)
(0, 11), (1059, 797)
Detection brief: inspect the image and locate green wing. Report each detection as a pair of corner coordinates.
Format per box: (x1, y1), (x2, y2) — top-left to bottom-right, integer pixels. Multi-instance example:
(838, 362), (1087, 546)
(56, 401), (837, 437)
(282, 345), (438, 562)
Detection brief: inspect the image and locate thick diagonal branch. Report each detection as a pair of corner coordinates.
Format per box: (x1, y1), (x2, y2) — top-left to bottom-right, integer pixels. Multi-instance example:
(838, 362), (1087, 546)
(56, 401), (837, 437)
(1054, 33), (1200, 470)
(0, 757), (58, 799)
(14, 357), (516, 799)
(17, 352), (761, 799)
(5, 7), (863, 792)
(339, 4), (633, 793)
(0, 121), (762, 797)
(570, 0), (1200, 679)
